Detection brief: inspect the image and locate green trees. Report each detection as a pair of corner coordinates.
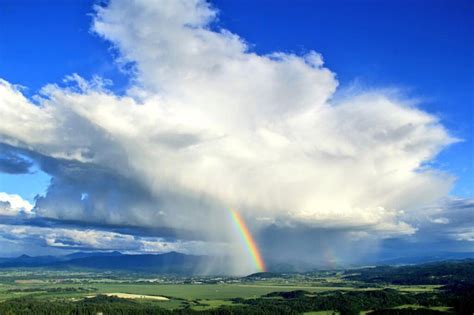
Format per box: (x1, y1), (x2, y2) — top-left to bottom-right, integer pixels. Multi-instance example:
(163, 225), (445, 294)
(0, 285), (472, 315)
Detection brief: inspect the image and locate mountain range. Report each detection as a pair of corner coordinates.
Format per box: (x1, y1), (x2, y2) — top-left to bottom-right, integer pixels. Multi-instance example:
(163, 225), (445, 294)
(0, 251), (208, 274)
(1, 251), (473, 274)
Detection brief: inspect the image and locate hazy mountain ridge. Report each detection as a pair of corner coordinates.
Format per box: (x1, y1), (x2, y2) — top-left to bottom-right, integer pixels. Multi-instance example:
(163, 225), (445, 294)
(1, 251), (473, 275)
(374, 251), (474, 265)
(345, 259), (474, 285)
(0, 251), (214, 274)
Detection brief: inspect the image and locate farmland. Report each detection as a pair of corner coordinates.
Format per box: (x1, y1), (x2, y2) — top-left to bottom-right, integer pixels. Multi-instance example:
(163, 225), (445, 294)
(0, 262), (471, 314)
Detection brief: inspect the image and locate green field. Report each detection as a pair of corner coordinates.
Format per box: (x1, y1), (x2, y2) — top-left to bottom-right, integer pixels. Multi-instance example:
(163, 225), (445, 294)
(0, 267), (468, 313)
(0, 282), (450, 312)
(0, 281), (371, 311)
(0, 281), (346, 311)
(0, 281), (440, 302)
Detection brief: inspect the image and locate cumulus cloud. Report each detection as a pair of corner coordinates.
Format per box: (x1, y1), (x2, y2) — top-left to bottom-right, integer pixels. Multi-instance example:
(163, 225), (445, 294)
(0, 223), (225, 255)
(0, 0), (464, 270)
(0, 192), (33, 216)
(431, 217), (450, 224)
(372, 198), (474, 262)
(427, 198), (474, 242)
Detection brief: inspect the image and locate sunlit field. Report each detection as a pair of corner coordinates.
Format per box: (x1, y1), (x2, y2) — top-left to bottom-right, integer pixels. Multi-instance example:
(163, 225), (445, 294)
(0, 266), (464, 313)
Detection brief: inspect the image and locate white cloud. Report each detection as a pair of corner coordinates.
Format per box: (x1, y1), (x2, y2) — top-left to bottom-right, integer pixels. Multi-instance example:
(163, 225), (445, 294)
(0, 223), (215, 254)
(431, 217), (450, 224)
(454, 231), (474, 242)
(0, 192), (33, 216)
(0, 0), (459, 255)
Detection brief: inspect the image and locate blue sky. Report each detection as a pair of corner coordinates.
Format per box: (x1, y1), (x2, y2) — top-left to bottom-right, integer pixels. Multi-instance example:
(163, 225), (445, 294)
(0, 0), (472, 269)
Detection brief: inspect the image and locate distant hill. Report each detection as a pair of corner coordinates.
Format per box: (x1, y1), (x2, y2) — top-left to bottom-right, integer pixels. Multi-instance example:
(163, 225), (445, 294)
(245, 272), (284, 279)
(54, 251), (206, 274)
(61, 251), (124, 260)
(345, 259), (474, 285)
(0, 251), (209, 275)
(0, 254), (61, 267)
(0, 251), (127, 268)
(1, 251), (474, 276)
(374, 252), (474, 265)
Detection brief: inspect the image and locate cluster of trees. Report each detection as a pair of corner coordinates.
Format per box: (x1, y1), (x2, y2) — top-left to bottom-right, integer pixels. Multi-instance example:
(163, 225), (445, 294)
(1, 288), (472, 315)
(367, 309), (446, 314)
(0, 290), (465, 315)
(0, 296), (174, 315)
(236, 285), (474, 315)
(236, 289), (427, 315)
(7, 287), (96, 293)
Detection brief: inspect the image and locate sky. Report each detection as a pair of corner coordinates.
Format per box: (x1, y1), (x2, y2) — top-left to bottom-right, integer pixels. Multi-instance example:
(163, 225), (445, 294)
(0, 0), (472, 274)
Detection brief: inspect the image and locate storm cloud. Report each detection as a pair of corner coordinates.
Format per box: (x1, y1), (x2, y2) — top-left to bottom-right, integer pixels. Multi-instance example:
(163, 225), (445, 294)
(0, 0), (470, 273)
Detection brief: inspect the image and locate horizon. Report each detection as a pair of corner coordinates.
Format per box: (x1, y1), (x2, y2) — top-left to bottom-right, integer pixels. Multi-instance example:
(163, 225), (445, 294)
(0, 0), (473, 275)
(2, 249), (474, 277)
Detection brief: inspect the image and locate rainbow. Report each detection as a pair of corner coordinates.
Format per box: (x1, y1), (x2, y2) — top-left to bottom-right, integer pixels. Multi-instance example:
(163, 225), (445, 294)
(230, 209), (266, 272)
